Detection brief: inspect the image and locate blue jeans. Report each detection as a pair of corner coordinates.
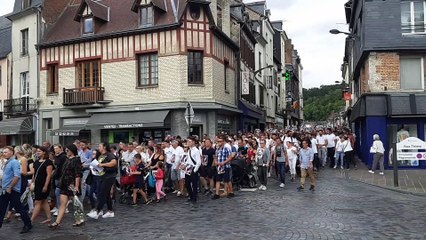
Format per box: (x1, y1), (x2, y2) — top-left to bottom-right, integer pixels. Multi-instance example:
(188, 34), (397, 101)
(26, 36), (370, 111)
(0, 190), (32, 228)
(335, 152), (345, 167)
(89, 176), (101, 209)
(277, 162), (286, 184)
(55, 180), (61, 209)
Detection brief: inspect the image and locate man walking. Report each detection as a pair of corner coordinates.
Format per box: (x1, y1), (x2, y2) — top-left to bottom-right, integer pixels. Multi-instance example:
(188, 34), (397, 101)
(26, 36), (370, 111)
(185, 137), (201, 206)
(297, 140), (316, 192)
(0, 146), (33, 233)
(256, 140), (270, 191)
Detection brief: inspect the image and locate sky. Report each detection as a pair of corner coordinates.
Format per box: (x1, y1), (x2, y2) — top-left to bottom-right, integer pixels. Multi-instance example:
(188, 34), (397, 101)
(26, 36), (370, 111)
(0, 0), (348, 89)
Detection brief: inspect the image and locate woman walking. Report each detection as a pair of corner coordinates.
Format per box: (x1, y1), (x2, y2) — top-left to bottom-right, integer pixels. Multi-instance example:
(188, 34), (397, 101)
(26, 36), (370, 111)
(49, 144), (83, 229)
(369, 134), (385, 175)
(87, 143), (117, 220)
(31, 146), (54, 224)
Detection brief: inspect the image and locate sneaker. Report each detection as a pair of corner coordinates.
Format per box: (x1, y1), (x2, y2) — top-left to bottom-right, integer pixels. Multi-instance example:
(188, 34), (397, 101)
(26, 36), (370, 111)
(279, 183), (285, 188)
(131, 202), (138, 206)
(65, 208), (69, 214)
(379, 172), (384, 175)
(267, 172), (271, 178)
(172, 190), (178, 194)
(145, 199), (153, 205)
(258, 185), (264, 190)
(87, 210), (102, 220)
(102, 211), (115, 218)
(227, 192), (235, 198)
(309, 185), (315, 191)
(52, 210), (58, 216)
(50, 207), (58, 213)
(87, 209), (96, 215)
(333, 165), (337, 169)
(177, 191), (182, 197)
(368, 170), (375, 174)
(261, 186), (267, 191)
(211, 194), (220, 200)
(297, 186), (305, 191)
(340, 166), (344, 169)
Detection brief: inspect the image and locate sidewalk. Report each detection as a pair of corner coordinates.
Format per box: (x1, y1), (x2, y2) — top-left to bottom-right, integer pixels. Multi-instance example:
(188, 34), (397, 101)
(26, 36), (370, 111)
(331, 157), (426, 195)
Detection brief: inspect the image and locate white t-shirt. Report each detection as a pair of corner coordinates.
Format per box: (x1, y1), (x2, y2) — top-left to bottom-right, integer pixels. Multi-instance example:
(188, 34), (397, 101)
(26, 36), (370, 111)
(172, 146), (184, 169)
(164, 146), (174, 165)
(335, 140), (345, 152)
(310, 138), (318, 154)
(343, 140), (353, 152)
(316, 135), (326, 148)
(287, 146), (298, 160)
(122, 150), (137, 165)
(326, 134), (336, 148)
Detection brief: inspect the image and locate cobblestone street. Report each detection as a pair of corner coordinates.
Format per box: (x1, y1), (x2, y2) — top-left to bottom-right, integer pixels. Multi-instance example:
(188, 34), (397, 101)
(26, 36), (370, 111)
(1, 169), (425, 240)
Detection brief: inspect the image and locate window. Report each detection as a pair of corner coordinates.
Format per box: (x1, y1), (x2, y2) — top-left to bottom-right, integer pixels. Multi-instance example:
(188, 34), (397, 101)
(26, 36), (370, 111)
(140, 6), (153, 27)
(259, 85), (264, 108)
(22, 0), (31, 9)
(47, 64), (58, 94)
(400, 57), (424, 90)
(83, 17), (94, 34)
(76, 60), (101, 88)
(0, 66), (2, 86)
(401, 1), (426, 34)
(188, 51), (203, 84)
(189, 5), (201, 20)
(44, 118), (52, 130)
(21, 29), (28, 56)
(258, 52), (262, 72)
(137, 53), (158, 86)
(20, 72), (29, 97)
(224, 61), (229, 92)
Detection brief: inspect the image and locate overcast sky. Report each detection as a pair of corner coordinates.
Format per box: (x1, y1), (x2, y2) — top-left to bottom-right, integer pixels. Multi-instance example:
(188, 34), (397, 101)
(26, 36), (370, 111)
(0, 0), (347, 88)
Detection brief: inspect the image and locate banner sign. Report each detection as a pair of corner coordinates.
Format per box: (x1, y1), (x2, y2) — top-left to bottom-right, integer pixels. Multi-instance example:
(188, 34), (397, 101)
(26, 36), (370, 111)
(396, 137), (426, 161)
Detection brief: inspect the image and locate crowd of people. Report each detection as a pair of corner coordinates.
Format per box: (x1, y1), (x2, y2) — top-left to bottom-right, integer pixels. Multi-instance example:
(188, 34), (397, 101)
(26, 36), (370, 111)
(0, 127), (359, 234)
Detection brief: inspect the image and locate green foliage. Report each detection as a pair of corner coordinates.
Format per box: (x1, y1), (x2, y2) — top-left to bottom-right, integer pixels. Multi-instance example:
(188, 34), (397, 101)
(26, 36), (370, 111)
(303, 85), (345, 121)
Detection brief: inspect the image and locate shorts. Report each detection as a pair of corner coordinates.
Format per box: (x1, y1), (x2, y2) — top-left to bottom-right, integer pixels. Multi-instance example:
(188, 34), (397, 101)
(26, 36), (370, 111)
(134, 178), (146, 189)
(199, 166), (214, 179)
(170, 169), (183, 181)
(215, 167), (231, 183)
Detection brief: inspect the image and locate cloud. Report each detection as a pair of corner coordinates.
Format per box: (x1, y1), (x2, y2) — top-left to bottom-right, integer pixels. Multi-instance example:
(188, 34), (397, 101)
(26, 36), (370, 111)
(0, 0), (14, 16)
(244, 0), (348, 88)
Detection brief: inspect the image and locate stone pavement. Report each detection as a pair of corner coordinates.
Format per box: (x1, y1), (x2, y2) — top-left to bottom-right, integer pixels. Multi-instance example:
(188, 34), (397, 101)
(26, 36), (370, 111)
(331, 157), (426, 195)
(1, 169), (426, 240)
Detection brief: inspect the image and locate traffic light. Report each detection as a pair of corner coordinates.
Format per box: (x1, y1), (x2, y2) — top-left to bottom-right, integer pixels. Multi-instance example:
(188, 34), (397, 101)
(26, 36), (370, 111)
(283, 70), (290, 81)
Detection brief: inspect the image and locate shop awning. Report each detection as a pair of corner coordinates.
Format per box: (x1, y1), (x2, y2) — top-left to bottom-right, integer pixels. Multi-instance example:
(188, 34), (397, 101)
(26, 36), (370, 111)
(86, 110), (170, 129)
(51, 125), (86, 137)
(0, 117), (33, 135)
(238, 100), (264, 119)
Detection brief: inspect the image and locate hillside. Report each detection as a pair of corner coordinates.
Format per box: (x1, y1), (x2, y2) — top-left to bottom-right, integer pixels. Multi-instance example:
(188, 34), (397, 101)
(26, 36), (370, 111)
(303, 84), (345, 121)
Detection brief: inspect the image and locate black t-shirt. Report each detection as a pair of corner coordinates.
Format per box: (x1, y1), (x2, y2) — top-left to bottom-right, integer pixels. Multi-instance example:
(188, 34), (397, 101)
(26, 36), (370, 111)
(238, 146), (248, 156)
(27, 159), (34, 180)
(135, 162), (146, 183)
(99, 152), (117, 178)
(202, 147), (215, 167)
(54, 152), (67, 179)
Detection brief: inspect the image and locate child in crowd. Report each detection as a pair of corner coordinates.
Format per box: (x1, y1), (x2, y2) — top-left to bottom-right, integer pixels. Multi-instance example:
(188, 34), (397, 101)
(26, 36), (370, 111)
(155, 162), (167, 203)
(130, 154), (152, 206)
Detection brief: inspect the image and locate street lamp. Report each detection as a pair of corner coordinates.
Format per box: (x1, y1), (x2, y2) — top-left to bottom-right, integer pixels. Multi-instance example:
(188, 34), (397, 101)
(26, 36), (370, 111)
(329, 29), (358, 39)
(254, 65), (274, 75)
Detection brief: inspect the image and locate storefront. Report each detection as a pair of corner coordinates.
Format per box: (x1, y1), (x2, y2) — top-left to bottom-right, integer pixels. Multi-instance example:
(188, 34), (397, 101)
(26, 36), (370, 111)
(238, 100), (263, 133)
(350, 93), (426, 169)
(0, 116), (35, 146)
(51, 118), (91, 146)
(86, 110), (171, 145)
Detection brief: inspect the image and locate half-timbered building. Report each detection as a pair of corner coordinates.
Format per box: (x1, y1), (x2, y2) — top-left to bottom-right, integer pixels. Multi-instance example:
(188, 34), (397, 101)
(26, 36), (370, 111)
(38, 0), (238, 144)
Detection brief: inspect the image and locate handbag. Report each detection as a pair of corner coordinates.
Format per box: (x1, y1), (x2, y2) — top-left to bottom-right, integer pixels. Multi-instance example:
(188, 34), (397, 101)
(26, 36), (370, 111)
(147, 170), (156, 188)
(369, 146), (376, 154)
(30, 160), (47, 192)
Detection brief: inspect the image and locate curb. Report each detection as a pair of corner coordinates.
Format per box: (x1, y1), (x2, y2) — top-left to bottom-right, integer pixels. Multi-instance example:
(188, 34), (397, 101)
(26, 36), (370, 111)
(343, 175), (426, 197)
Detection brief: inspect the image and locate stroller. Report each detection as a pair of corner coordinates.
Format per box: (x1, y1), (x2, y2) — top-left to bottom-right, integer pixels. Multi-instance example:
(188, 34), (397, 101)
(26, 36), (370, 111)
(118, 162), (136, 205)
(231, 157), (258, 190)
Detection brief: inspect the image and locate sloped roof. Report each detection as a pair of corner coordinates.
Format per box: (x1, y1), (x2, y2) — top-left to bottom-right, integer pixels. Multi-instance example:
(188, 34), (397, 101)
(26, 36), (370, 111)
(12, 0), (42, 14)
(40, 0), (186, 46)
(75, 0), (110, 22)
(0, 16), (12, 59)
(132, 0), (168, 12)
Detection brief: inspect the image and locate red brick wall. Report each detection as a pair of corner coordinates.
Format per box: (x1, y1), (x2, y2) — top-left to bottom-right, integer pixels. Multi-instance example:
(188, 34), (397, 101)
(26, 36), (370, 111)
(361, 52), (400, 94)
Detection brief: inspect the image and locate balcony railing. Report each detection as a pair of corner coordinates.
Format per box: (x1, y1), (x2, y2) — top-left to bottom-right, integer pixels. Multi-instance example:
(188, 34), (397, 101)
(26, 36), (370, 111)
(63, 87), (105, 106)
(4, 97), (37, 115)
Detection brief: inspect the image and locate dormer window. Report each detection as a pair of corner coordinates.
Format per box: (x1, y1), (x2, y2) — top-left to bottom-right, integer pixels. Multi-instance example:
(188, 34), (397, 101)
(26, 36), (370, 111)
(140, 6), (153, 27)
(22, 0), (31, 10)
(189, 5), (201, 20)
(83, 17), (94, 34)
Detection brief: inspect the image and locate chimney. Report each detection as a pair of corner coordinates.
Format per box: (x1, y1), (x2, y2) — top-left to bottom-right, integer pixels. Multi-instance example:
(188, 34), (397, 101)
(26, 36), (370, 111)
(285, 39), (293, 64)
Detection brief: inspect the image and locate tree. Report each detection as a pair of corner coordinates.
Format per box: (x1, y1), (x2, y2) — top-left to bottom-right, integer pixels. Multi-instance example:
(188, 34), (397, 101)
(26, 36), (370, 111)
(303, 84), (345, 121)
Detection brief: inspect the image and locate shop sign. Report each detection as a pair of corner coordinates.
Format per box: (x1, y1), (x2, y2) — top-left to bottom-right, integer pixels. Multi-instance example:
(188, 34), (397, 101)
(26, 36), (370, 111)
(63, 118), (89, 126)
(103, 123), (144, 129)
(396, 137), (426, 161)
(53, 131), (79, 137)
(192, 115), (202, 123)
